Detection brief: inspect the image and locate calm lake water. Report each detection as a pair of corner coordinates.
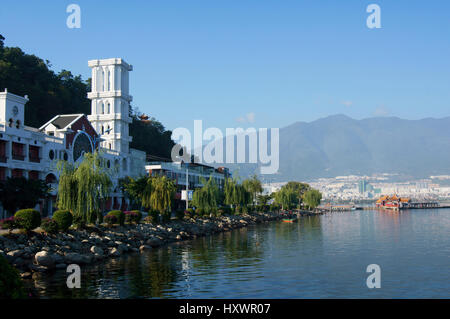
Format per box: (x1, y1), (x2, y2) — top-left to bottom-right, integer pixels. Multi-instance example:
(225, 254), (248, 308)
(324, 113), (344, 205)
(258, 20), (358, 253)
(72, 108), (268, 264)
(26, 209), (450, 298)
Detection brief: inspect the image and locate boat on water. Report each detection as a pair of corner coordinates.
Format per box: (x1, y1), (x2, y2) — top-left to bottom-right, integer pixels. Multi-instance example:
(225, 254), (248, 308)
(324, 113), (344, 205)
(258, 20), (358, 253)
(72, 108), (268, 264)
(282, 218), (297, 223)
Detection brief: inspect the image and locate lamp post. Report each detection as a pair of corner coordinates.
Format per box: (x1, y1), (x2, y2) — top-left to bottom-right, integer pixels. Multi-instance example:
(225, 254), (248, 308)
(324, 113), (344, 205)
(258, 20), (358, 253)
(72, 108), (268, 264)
(185, 163), (189, 210)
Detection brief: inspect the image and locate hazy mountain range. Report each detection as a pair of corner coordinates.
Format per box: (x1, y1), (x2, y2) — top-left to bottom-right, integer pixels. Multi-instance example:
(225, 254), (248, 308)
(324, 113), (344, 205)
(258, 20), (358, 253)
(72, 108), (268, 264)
(219, 114), (450, 182)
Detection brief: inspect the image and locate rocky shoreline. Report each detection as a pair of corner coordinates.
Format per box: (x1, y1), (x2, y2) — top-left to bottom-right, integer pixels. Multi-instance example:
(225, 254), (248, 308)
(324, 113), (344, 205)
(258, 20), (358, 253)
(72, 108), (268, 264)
(0, 211), (285, 278)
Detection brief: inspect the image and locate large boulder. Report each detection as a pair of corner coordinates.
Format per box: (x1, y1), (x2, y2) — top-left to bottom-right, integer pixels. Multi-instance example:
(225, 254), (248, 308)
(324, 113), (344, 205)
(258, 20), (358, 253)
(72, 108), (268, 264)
(7, 250), (23, 258)
(34, 251), (55, 268)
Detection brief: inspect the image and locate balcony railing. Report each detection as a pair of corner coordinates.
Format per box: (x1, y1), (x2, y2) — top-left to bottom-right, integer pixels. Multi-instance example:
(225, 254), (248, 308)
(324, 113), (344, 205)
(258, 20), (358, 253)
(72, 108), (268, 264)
(12, 154), (25, 161)
(29, 156), (41, 163)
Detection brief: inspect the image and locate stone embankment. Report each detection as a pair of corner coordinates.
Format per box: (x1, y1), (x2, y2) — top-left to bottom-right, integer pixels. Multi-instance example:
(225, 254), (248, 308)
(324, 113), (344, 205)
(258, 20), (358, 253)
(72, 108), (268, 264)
(0, 211), (283, 277)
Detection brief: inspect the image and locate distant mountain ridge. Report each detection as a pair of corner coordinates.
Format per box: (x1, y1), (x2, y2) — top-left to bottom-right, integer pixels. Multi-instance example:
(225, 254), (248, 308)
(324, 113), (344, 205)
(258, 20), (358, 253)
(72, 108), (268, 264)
(225, 114), (450, 181)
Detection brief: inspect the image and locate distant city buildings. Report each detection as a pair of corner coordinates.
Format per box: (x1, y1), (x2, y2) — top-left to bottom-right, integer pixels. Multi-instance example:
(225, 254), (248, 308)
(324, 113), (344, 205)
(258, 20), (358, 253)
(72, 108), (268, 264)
(308, 174), (450, 202)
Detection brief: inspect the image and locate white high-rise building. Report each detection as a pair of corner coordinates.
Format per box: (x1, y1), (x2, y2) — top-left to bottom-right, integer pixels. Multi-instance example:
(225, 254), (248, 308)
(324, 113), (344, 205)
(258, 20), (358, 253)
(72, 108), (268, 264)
(87, 58), (133, 154)
(0, 58), (146, 218)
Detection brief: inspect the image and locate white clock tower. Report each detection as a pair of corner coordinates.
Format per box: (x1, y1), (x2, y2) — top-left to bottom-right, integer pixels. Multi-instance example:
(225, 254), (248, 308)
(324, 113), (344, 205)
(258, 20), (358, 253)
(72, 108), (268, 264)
(87, 58), (133, 154)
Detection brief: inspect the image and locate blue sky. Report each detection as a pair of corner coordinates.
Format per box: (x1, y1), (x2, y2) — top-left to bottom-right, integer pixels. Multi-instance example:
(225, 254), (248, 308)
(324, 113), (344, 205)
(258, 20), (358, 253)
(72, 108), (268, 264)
(1, 0), (450, 133)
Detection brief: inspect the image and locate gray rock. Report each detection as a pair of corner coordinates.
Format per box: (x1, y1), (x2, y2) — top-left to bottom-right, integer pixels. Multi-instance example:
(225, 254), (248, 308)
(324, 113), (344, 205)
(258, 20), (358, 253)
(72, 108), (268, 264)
(7, 250), (23, 258)
(139, 245), (151, 252)
(35, 251), (55, 268)
(109, 247), (121, 257)
(90, 246), (104, 255)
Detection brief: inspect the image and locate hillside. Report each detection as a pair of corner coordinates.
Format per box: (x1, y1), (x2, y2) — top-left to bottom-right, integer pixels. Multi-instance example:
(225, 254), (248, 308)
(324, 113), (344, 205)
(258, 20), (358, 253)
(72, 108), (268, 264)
(209, 114), (450, 182)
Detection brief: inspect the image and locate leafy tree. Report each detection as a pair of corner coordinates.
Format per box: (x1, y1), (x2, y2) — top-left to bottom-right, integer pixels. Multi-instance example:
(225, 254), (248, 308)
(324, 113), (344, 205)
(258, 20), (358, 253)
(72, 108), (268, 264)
(302, 189), (322, 210)
(0, 254), (26, 299)
(242, 174), (263, 206)
(57, 151), (113, 224)
(224, 177), (251, 211)
(257, 194), (272, 206)
(274, 187), (297, 210)
(120, 176), (150, 209)
(149, 175), (176, 216)
(273, 181), (311, 209)
(129, 114), (175, 159)
(0, 177), (49, 216)
(192, 176), (220, 215)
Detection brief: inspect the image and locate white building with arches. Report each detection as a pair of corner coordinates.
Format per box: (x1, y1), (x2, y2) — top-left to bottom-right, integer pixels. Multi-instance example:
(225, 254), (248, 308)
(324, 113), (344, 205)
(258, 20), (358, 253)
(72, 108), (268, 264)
(0, 58), (146, 218)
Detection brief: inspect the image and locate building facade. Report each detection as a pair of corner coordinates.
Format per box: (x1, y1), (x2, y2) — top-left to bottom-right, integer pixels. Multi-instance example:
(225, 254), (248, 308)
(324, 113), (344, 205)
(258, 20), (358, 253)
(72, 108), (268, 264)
(145, 161), (231, 208)
(0, 58), (146, 218)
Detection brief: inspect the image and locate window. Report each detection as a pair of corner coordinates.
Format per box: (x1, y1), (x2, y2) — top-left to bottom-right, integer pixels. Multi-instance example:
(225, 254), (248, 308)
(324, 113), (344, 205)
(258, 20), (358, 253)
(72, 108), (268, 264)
(101, 126), (104, 134)
(107, 70), (111, 91)
(101, 102), (105, 114)
(102, 70), (105, 91)
(107, 103), (110, 114)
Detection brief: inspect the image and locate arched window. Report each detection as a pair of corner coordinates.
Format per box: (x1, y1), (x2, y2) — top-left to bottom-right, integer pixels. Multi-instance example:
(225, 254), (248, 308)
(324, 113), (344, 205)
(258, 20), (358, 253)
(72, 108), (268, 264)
(102, 69), (105, 91)
(107, 103), (110, 114)
(107, 125), (110, 134)
(101, 126), (104, 134)
(101, 102), (104, 114)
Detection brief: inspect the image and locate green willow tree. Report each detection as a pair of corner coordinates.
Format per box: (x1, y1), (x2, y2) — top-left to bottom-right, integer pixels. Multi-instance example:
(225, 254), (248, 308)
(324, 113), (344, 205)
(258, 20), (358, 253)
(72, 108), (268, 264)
(302, 189), (322, 210)
(57, 152), (113, 224)
(224, 177), (251, 212)
(274, 187), (297, 210)
(191, 176), (220, 215)
(149, 176), (176, 216)
(273, 181), (311, 209)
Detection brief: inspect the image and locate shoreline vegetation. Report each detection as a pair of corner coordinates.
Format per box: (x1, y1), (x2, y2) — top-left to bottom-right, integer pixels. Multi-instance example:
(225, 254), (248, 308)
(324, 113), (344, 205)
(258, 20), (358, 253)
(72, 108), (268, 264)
(0, 210), (319, 279)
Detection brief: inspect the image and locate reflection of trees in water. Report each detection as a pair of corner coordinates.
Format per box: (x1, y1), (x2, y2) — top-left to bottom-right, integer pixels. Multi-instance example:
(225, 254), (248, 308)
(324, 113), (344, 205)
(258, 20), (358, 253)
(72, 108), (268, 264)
(274, 216), (322, 241)
(28, 250), (180, 299)
(27, 226), (272, 298)
(187, 227), (265, 271)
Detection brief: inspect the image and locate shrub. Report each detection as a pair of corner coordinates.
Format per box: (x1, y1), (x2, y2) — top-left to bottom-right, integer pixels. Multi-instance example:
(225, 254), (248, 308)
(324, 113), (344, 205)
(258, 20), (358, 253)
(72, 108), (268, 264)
(0, 254), (25, 299)
(0, 217), (17, 233)
(131, 210), (142, 223)
(72, 214), (86, 229)
(14, 209), (41, 232)
(216, 209), (225, 217)
(52, 210), (73, 232)
(143, 216), (153, 224)
(41, 218), (59, 234)
(124, 211), (141, 224)
(107, 210), (125, 226)
(104, 215), (117, 226)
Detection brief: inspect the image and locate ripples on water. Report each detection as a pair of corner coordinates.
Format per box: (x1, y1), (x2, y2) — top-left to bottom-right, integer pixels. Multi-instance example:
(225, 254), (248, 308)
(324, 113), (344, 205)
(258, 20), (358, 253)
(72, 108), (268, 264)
(26, 209), (450, 299)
